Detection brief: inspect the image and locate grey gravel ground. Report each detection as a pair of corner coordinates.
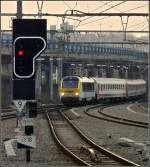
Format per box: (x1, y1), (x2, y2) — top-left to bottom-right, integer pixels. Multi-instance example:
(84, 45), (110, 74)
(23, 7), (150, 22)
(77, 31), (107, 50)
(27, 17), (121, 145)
(1, 102), (149, 167)
(64, 103), (149, 166)
(102, 103), (148, 122)
(1, 114), (76, 166)
(130, 102), (148, 115)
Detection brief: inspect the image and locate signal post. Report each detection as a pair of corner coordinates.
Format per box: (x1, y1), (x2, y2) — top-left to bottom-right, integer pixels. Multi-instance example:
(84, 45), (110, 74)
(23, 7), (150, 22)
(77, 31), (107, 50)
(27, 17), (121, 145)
(12, 19), (47, 162)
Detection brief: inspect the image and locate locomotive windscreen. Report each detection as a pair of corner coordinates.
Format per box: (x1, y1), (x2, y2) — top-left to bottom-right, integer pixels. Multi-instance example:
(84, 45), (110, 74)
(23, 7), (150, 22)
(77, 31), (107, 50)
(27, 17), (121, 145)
(62, 77), (79, 88)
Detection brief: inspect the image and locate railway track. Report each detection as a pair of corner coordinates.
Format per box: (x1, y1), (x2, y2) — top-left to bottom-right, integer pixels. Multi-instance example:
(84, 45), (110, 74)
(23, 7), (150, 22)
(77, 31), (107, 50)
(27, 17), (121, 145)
(84, 104), (148, 129)
(1, 104), (63, 120)
(1, 105), (77, 166)
(47, 107), (140, 166)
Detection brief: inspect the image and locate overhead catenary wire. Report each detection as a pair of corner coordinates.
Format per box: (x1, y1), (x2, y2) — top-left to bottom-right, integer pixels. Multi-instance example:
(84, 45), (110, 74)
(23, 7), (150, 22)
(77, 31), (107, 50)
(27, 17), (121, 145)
(127, 21), (147, 29)
(72, 1), (78, 10)
(77, 1), (113, 23)
(74, 1), (113, 29)
(63, 1), (72, 10)
(77, 3), (148, 29)
(140, 25), (148, 31)
(77, 1), (127, 27)
(72, 2), (148, 29)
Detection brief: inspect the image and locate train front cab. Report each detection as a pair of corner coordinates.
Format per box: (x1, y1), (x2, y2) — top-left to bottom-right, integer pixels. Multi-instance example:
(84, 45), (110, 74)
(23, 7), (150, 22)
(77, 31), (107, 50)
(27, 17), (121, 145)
(59, 76), (80, 104)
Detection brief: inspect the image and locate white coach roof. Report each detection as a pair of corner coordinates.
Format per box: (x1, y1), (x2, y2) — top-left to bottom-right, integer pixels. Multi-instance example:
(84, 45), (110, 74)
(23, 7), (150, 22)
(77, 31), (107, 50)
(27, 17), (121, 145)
(126, 79), (146, 85)
(81, 77), (95, 82)
(93, 78), (126, 84)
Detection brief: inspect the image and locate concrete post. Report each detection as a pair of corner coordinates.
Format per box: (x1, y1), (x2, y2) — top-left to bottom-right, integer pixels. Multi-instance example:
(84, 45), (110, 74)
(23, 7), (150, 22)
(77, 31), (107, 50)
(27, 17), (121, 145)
(49, 58), (53, 101)
(35, 60), (42, 105)
(56, 58), (63, 85)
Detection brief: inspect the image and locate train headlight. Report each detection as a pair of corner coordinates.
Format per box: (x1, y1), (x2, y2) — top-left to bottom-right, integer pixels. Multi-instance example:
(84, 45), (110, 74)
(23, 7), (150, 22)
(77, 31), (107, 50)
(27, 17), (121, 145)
(75, 92), (79, 96)
(60, 92), (65, 96)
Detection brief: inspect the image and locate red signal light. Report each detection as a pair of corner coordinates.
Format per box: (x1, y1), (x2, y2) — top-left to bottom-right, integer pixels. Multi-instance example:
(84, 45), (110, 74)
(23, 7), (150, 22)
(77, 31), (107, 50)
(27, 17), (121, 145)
(18, 50), (25, 57)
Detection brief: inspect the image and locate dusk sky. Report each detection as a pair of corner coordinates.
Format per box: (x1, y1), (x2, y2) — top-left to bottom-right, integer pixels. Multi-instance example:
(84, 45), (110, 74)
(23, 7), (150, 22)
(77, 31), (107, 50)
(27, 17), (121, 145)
(1, 1), (149, 37)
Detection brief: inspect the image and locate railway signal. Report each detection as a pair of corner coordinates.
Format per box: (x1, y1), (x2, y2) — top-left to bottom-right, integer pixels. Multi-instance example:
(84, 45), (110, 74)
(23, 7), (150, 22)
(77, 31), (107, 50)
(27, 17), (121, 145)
(14, 36), (46, 78)
(12, 19), (47, 162)
(13, 19), (47, 100)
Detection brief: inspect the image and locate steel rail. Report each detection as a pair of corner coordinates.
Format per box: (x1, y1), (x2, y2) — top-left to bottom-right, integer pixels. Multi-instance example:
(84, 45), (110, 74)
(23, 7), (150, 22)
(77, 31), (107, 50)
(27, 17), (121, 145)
(59, 108), (140, 166)
(47, 109), (118, 165)
(46, 111), (91, 166)
(1, 103), (63, 120)
(99, 107), (148, 127)
(84, 104), (148, 129)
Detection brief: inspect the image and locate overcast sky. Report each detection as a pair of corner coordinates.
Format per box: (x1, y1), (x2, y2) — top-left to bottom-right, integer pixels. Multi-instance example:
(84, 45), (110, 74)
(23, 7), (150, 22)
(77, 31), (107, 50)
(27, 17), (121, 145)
(1, 1), (149, 37)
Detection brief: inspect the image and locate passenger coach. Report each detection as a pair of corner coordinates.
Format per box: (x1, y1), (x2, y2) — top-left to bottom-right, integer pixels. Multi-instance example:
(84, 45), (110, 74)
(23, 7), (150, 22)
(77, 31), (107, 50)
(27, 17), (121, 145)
(94, 78), (127, 101)
(59, 76), (146, 104)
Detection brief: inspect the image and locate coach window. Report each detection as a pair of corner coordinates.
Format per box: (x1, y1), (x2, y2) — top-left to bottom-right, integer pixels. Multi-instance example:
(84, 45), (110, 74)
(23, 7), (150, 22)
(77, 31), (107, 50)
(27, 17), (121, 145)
(82, 83), (86, 91)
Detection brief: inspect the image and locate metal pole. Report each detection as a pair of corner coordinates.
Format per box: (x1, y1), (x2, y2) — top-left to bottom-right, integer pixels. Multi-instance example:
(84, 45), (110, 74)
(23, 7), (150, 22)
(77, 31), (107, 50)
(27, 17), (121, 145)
(0, 0), (2, 111)
(17, 0), (22, 19)
(0, 0), (2, 163)
(26, 149), (30, 162)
